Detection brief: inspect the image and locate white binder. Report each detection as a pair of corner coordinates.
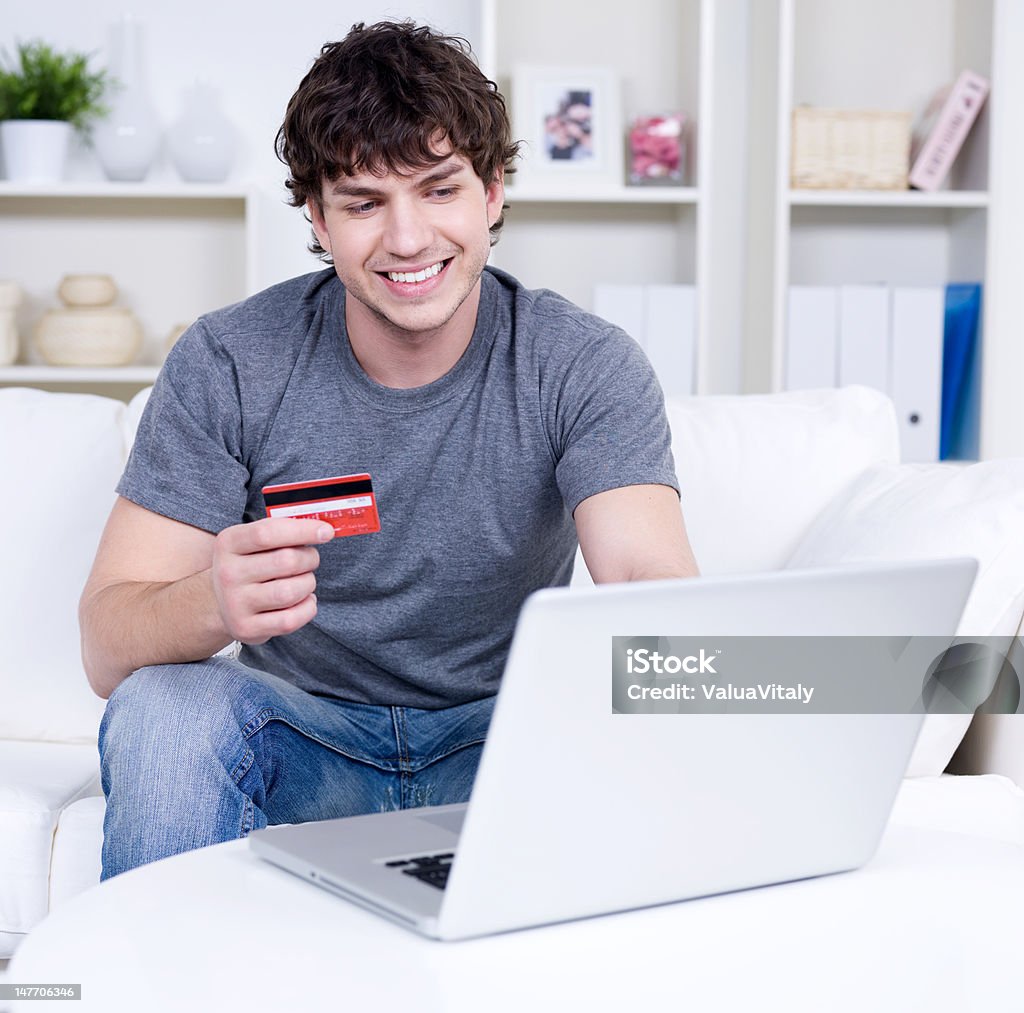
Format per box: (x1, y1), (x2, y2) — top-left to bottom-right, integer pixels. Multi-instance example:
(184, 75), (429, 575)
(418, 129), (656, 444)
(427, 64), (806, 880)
(890, 287), (945, 462)
(593, 284), (646, 348)
(785, 286), (838, 390)
(645, 285), (697, 398)
(838, 285), (890, 392)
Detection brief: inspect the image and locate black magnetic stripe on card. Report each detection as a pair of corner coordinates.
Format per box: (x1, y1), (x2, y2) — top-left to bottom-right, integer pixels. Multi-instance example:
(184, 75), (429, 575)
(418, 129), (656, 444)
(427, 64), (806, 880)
(263, 479), (374, 507)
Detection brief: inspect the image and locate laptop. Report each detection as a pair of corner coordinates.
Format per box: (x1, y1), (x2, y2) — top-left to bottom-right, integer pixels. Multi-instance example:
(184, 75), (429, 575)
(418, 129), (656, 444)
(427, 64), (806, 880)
(250, 558), (977, 940)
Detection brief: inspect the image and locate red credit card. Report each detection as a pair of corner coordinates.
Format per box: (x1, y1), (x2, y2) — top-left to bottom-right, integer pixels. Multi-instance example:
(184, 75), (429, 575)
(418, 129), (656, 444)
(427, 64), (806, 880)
(262, 473), (381, 538)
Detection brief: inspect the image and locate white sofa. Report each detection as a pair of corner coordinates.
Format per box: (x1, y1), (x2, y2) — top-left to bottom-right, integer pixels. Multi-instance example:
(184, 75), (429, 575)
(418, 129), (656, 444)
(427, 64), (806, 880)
(2, 383), (1024, 959)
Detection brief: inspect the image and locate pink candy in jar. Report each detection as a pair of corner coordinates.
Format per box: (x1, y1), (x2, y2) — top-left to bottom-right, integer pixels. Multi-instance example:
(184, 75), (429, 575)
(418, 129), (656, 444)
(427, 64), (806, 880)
(628, 114), (687, 184)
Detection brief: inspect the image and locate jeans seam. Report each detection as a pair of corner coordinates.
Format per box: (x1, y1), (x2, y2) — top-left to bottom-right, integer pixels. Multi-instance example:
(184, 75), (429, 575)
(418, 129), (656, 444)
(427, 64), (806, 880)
(230, 746), (255, 783)
(392, 707), (412, 808)
(240, 796), (254, 836)
(242, 708), (403, 773)
(416, 736), (490, 768)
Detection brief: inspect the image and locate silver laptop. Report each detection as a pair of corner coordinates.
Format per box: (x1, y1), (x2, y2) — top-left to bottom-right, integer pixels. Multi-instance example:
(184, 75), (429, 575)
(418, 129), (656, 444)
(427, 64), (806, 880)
(250, 558), (976, 940)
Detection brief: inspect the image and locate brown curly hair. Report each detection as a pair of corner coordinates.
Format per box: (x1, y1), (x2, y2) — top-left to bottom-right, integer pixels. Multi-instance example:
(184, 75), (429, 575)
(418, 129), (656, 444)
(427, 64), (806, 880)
(276, 20), (520, 261)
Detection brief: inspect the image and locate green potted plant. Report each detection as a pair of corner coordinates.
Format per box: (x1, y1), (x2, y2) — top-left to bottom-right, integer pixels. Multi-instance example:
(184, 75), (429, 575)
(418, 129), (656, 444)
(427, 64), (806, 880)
(0, 40), (108, 183)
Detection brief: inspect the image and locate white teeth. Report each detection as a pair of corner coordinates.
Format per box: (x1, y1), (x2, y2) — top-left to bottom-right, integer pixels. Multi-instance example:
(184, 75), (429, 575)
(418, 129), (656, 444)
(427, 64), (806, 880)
(386, 261), (444, 283)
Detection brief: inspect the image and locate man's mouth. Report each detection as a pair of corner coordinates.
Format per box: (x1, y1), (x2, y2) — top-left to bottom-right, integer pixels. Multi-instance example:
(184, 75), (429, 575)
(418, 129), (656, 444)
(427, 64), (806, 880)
(378, 259), (451, 284)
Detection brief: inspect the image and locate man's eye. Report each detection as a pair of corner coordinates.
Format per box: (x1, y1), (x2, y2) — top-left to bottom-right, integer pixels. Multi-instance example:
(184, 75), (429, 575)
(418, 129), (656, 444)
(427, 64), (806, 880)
(348, 201), (378, 215)
(429, 187), (456, 199)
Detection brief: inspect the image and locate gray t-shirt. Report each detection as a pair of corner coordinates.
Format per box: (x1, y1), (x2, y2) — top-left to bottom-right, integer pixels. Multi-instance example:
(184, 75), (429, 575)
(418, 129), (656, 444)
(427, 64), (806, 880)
(118, 266), (678, 707)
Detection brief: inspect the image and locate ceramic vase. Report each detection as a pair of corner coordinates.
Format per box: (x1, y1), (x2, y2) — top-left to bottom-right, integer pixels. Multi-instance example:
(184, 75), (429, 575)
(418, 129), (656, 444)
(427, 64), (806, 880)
(168, 84), (235, 183)
(94, 16), (161, 182)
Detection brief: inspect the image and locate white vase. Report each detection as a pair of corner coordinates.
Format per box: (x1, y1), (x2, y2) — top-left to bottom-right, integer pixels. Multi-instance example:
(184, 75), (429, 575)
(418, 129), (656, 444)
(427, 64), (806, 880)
(93, 17), (161, 182)
(168, 84), (235, 183)
(0, 120), (71, 183)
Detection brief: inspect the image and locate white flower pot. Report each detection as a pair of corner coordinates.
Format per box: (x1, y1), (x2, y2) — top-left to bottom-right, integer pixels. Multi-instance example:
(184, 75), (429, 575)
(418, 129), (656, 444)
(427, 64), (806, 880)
(0, 120), (72, 183)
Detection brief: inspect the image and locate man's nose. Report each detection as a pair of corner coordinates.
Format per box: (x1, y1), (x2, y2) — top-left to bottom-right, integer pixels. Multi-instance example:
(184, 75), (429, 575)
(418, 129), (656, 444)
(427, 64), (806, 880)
(381, 198), (434, 259)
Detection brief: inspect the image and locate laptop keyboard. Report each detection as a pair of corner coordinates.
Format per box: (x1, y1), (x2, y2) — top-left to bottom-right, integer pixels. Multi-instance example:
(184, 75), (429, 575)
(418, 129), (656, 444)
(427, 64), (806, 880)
(385, 852), (455, 890)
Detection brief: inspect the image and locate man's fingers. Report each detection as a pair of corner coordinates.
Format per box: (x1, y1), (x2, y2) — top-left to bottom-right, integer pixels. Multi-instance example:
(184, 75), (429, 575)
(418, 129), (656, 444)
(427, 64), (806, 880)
(232, 593), (319, 645)
(219, 573), (318, 642)
(218, 517), (334, 555)
(223, 545), (322, 586)
(240, 571), (318, 615)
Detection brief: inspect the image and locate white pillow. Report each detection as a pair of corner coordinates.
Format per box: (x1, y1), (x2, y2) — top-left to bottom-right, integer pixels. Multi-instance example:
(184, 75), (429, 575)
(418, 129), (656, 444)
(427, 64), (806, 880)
(786, 458), (1024, 776)
(0, 389), (127, 743)
(665, 386), (898, 576)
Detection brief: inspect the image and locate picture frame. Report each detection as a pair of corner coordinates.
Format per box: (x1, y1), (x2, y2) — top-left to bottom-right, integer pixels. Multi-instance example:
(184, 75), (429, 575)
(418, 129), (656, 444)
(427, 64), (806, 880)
(511, 65), (622, 188)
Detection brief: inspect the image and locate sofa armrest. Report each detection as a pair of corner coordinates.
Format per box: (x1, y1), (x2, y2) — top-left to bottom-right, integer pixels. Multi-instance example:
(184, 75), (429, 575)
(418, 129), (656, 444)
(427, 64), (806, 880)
(948, 613), (1024, 788)
(950, 715), (1024, 790)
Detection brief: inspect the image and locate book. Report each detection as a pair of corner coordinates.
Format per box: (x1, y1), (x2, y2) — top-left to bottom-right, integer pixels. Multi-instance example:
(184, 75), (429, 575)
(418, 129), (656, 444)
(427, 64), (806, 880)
(909, 70), (990, 191)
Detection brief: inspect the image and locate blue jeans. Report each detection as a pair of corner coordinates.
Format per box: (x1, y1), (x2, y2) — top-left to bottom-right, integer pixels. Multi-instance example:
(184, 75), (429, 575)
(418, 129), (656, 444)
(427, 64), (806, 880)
(98, 656), (495, 880)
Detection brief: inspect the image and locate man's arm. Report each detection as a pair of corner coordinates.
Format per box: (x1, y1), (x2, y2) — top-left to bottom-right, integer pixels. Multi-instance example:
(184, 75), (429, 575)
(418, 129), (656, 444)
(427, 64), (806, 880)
(79, 497), (334, 700)
(573, 484), (699, 584)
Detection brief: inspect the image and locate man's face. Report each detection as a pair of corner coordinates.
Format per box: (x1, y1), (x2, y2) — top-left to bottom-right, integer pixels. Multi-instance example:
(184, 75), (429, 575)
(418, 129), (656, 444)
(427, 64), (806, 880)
(309, 149), (504, 344)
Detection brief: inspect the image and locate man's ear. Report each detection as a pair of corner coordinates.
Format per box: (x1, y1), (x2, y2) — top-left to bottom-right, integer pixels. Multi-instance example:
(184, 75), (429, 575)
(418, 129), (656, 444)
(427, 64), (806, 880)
(485, 168), (505, 227)
(307, 198), (331, 253)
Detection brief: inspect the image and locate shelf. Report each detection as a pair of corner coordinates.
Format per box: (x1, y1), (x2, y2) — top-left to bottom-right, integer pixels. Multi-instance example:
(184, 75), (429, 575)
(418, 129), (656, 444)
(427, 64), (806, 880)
(0, 181), (251, 200)
(788, 189), (989, 209)
(506, 185), (699, 205)
(0, 366), (160, 383)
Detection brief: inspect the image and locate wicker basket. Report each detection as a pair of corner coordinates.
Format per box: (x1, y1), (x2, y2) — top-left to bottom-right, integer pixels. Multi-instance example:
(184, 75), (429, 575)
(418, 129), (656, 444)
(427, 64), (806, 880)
(791, 107), (912, 190)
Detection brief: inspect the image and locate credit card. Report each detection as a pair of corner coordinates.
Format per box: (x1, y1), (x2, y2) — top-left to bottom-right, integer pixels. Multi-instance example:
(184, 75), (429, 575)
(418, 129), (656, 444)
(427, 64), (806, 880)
(262, 473), (381, 538)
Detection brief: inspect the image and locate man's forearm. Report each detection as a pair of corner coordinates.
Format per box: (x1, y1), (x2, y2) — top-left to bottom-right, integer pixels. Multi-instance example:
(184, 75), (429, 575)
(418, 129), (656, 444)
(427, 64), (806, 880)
(80, 570), (233, 700)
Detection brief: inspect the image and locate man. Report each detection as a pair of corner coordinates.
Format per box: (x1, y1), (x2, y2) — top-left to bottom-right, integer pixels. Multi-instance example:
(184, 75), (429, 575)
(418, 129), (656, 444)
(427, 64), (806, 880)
(80, 21), (698, 880)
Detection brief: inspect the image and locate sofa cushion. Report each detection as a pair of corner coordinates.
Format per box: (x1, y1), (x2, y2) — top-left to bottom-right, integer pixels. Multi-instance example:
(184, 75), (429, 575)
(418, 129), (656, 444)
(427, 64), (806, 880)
(665, 385), (899, 576)
(0, 388), (127, 743)
(49, 795), (105, 911)
(786, 458), (1024, 776)
(0, 740), (101, 939)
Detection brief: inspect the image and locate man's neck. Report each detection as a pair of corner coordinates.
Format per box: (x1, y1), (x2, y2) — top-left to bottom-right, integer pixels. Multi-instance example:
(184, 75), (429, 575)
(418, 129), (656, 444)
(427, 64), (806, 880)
(345, 283), (483, 389)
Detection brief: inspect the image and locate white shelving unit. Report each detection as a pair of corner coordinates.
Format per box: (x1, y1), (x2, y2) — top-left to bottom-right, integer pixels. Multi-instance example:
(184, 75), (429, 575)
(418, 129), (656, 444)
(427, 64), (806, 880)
(0, 366), (159, 383)
(765, 0), (1024, 458)
(0, 182), (254, 399)
(480, 0), (747, 395)
(5, 0), (1022, 450)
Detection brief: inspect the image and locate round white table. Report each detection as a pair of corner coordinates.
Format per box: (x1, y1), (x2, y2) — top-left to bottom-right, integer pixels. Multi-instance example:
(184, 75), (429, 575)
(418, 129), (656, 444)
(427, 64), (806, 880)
(8, 819), (1024, 1012)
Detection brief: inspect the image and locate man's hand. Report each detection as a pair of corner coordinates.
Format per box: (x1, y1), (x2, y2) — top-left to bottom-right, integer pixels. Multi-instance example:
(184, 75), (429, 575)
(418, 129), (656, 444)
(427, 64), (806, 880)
(80, 497), (338, 697)
(211, 518), (335, 644)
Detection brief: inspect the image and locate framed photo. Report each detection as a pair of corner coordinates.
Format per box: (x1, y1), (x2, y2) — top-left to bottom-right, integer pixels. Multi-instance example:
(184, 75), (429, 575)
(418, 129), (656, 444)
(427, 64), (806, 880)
(511, 66), (622, 187)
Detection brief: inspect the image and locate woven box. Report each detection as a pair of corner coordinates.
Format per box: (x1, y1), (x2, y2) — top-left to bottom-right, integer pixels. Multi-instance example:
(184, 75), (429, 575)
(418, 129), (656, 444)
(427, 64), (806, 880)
(791, 108), (912, 190)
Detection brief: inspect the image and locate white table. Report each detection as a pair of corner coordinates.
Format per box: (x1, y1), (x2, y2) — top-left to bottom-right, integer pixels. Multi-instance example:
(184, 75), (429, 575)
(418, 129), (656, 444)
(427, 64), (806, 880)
(8, 816), (1024, 1013)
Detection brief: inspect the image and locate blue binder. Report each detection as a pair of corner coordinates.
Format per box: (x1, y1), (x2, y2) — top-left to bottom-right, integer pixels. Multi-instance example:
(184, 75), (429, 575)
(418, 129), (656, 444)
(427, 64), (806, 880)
(940, 284), (982, 461)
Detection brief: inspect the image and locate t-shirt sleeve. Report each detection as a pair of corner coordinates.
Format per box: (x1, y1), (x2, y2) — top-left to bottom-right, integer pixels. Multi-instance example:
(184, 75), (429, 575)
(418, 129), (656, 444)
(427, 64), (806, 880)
(551, 321), (679, 514)
(117, 319), (250, 533)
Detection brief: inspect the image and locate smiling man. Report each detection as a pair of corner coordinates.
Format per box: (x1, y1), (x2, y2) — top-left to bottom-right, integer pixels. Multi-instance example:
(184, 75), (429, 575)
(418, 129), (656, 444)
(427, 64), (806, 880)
(79, 21), (698, 880)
